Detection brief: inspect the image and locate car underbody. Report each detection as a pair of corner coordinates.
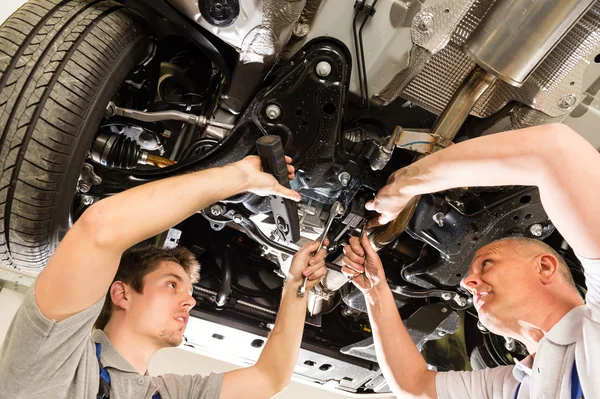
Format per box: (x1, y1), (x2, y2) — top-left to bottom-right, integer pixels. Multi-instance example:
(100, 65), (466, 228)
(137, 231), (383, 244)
(0, 0), (597, 394)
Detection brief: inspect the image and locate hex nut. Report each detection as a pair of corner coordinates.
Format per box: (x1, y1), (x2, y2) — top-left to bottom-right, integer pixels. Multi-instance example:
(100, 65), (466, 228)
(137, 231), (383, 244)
(433, 212), (445, 227)
(265, 104), (281, 120)
(338, 171), (351, 186)
(529, 224), (543, 237)
(211, 205), (223, 216)
(316, 61), (332, 77)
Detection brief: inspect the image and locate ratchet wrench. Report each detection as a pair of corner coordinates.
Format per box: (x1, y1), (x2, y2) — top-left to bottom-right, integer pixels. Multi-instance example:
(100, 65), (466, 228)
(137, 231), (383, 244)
(297, 201), (343, 298)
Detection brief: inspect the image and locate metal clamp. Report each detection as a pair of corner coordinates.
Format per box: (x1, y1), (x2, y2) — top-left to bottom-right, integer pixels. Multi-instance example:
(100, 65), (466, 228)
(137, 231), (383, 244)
(394, 128), (453, 154)
(78, 162), (102, 193)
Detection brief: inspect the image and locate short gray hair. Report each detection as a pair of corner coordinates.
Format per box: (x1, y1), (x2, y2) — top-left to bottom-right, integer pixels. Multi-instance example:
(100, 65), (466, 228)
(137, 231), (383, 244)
(494, 237), (578, 294)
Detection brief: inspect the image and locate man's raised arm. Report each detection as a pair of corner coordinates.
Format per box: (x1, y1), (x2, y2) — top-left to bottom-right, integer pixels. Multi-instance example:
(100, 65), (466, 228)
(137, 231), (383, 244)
(342, 123), (600, 398)
(342, 234), (438, 399)
(35, 156), (300, 322)
(368, 123), (600, 259)
(220, 240), (328, 399)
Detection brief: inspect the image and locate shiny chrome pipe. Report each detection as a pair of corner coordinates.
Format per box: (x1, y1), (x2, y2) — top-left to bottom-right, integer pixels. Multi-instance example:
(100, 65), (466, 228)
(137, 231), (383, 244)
(465, 0), (596, 87)
(370, 66), (496, 250)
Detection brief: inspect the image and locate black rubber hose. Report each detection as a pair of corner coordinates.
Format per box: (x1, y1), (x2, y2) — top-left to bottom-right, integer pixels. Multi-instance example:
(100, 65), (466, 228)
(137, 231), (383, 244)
(215, 246), (234, 306)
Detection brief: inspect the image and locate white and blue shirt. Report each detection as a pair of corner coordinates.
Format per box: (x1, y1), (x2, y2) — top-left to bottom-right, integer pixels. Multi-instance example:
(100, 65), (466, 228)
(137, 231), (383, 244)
(436, 256), (600, 399)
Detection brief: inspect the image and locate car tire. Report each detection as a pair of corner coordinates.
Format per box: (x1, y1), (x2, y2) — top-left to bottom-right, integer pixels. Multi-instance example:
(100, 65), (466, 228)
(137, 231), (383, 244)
(0, 0), (150, 270)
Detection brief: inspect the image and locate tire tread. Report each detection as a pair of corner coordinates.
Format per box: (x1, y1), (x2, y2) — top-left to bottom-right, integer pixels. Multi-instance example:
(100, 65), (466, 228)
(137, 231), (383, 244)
(0, 0), (147, 268)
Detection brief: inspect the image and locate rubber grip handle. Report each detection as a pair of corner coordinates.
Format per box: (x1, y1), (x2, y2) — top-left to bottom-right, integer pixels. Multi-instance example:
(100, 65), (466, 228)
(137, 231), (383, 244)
(255, 135), (300, 243)
(256, 135), (290, 188)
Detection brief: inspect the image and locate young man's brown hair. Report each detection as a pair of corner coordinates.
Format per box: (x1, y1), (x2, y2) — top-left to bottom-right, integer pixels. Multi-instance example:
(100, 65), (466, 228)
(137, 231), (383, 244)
(94, 246), (200, 330)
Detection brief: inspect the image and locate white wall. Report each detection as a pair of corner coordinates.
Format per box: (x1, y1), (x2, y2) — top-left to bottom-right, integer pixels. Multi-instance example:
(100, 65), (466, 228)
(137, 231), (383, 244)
(0, 0), (26, 23)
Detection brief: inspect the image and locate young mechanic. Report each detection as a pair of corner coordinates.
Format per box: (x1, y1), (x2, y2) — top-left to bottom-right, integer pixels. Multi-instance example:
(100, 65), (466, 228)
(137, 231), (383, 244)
(0, 155), (329, 398)
(342, 123), (600, 399)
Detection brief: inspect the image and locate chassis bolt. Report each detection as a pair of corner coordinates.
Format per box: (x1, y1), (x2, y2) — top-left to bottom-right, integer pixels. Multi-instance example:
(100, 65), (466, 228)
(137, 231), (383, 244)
(529, 223), (544, 237)
(293, 22), (310, 38)
(415, 12), (434, 33)
(558, 94), (577, 110)
(338, 171), (351, 186)
(78, 181), (91, 193)
(437, 331), (446, 337)
(316, 61), (332, 77)
(81, 195), (94, 205)
(441, 292), (452, 301)
(265, 104), (281, 120)
(454, 295), (468, 307)
(210, 204), (223, 216)
(440, 307), (448, 313)
(433, 212), (445, 227)
(90, 177), (101, 186)
(233, 214), (244, 224)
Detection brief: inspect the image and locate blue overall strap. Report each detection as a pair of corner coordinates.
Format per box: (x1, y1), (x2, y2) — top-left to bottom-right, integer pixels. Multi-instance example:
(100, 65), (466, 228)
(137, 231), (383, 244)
(96, 343), (111, 399)
(96, 342), (162, 399)
(96, 343), (112, 385)
(513, 361), (583, 399)
(571, 361), (583, 399)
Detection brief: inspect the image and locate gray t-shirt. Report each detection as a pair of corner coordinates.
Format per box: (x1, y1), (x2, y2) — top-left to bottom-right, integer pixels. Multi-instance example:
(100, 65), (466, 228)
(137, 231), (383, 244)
(0, 284), (223, 399)
(436, 255), (600, 399)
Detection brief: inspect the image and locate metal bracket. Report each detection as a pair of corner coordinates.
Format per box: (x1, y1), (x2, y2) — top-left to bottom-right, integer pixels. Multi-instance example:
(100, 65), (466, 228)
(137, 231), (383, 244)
(160, 228), (182, 249)
(0, 266), (36, 294)
(395, 128), (453, 154)
(340, 302), (460, 362)
(78, 162), (102, 193)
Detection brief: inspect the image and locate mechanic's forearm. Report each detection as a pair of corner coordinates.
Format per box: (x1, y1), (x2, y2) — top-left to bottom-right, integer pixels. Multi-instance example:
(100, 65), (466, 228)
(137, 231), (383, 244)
(83, 164), (248, 251)
(402, 124), (557, 194)
(254, 281), (309, 395)
(401, 123), (600, 258)
(366, 284), (436, 398)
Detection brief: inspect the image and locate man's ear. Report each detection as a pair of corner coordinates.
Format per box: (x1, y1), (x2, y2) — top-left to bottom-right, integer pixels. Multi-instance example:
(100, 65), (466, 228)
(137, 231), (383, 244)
(537, 254), (560, 285)
(110, 281), (131, 310)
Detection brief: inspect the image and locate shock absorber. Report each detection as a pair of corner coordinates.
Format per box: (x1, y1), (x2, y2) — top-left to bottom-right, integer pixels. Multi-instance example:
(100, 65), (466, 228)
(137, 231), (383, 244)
(91, 133), (176, 169)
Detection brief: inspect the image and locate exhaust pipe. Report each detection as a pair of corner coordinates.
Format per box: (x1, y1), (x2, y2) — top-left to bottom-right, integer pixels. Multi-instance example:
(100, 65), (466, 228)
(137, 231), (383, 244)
(369, 0), (595, 250)
(464, 0), (596, 87)
(369, 66), (496, 250)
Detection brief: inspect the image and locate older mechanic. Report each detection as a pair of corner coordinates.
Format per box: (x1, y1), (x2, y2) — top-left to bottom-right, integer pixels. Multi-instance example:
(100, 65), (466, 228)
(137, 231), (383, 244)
(0, 156), (328, 398)
(341, 123), (599, 399)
